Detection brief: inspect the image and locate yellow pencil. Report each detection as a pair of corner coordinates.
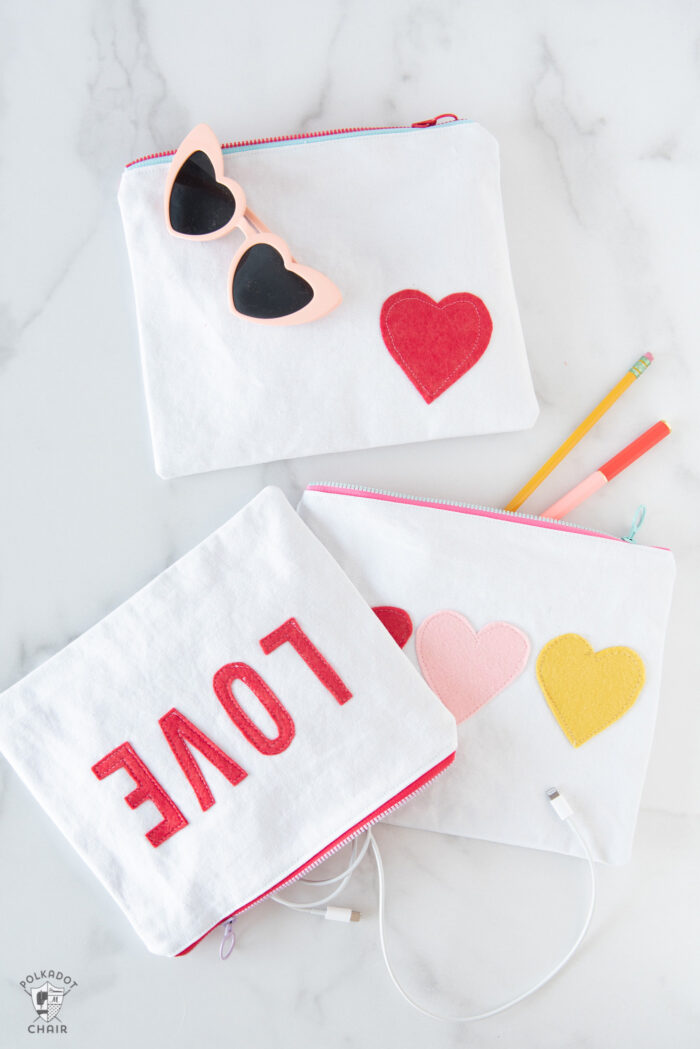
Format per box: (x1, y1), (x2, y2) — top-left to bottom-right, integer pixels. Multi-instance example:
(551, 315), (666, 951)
(505, 353), (654, 512)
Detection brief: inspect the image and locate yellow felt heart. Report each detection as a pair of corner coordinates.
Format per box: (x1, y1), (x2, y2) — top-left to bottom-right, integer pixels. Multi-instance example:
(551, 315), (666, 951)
(536, 634), (645, 747)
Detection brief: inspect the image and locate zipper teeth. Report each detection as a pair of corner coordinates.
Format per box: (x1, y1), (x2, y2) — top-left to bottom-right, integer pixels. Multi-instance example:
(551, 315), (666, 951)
(128, 125), (405, 169)
(307, 481), (624, 542)
(185, 753), (453, 953)
(221, 125), (401, 150)
(126, 148), (177, 168)
(126, 117), (463, 169)
(234, 756), (451, 915)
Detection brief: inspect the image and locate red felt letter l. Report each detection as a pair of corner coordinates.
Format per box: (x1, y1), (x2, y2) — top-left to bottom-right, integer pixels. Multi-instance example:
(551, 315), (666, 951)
(260, 618), (352, 705)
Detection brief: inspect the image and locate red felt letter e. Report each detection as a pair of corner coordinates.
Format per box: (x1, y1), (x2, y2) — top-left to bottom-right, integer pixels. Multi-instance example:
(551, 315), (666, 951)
(92, 742), (187, 848)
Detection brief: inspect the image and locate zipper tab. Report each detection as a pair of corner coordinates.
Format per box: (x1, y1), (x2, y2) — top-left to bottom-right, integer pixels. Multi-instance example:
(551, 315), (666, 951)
(219, 918), (236, 960)
(411, 113), (459, 127)
(621, 505), (646, 543)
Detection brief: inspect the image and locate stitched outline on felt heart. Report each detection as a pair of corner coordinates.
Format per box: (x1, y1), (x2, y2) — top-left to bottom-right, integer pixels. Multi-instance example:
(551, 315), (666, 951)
(416, 610), (530, 724)
(380, 290), (493, 403)
(536, 633), (646, 747)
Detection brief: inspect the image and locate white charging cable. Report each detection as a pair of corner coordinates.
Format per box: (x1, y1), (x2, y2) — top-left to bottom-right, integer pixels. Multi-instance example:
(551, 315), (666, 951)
(220, 834), (367, 955)
(370, 787), (596, 1021)
(225, 784), (596, 1013)
(270, 830), (370, 921)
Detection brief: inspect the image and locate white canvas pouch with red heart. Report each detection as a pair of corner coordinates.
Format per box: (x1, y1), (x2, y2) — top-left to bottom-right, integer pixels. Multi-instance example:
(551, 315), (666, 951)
(118, 117), (538, 478)
(298, 484), (676, 864)
(0, 487), (456, 955)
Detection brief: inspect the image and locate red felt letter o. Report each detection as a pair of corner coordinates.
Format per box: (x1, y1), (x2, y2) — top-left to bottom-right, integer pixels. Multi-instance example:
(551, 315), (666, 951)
(212, 663), (295, 755)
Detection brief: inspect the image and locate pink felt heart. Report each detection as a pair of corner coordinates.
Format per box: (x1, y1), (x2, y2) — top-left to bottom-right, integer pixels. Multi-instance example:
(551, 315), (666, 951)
(416, 611), (530, 723)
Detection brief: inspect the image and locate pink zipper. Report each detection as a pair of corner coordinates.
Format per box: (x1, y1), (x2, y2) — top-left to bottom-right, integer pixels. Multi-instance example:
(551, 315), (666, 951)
(126, 114), (461, 169)
(176, 750), (455, 956)
(305, 483), (627, 543)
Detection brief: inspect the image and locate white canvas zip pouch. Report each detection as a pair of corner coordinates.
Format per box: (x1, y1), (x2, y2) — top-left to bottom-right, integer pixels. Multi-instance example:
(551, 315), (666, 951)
(0, 487), (456, 956)
(118, 116), (538, 478)
(298, 484), (676, 865)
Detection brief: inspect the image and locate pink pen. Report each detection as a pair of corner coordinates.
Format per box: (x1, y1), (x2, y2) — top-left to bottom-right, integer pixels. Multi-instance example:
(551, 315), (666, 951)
(541, 421), (671, 521)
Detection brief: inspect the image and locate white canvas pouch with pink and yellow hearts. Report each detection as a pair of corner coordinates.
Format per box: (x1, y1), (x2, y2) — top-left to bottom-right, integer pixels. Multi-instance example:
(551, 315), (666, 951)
(298, 483), (676, 864)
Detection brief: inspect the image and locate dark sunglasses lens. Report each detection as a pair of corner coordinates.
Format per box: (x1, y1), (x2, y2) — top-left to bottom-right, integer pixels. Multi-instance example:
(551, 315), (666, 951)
(232, 243), (314, 319)
(169, 151), (236, 235)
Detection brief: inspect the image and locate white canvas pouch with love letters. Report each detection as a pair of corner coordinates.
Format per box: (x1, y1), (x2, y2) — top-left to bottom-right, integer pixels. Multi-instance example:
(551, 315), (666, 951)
(298, 484), (676, 864)
(118, 117), (538, 478)
(0, 487), (456, 955)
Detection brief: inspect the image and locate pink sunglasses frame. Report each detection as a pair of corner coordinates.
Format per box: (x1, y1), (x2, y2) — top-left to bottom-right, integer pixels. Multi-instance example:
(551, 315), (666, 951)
(164, 124), (342, 326)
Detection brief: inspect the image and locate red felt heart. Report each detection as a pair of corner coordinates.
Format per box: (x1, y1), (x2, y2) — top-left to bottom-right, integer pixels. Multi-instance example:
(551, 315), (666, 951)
(372, 606), (413, 649)
(380, 290), (493, 404)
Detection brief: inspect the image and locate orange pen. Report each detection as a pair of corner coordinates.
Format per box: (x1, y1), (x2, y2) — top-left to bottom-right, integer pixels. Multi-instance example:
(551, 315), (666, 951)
(541, 420), (671, 521)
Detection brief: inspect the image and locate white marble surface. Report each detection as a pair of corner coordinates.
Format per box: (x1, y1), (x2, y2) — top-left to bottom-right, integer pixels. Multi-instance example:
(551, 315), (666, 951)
(1, 1), (699, 1044)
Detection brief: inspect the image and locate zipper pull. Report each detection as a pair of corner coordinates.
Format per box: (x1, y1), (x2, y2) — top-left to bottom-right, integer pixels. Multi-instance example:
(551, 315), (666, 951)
(621, 505), (646, 543)
(411, 113), (459, 127)
(219, 917), (237, 960)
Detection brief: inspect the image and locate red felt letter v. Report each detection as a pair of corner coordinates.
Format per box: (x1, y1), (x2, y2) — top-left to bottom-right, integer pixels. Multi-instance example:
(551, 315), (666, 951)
(159, 708), (248, 812)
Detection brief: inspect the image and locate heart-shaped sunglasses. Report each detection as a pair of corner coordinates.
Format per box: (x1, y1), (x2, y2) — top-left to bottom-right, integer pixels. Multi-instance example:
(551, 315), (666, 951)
(164, 124), (342, 326)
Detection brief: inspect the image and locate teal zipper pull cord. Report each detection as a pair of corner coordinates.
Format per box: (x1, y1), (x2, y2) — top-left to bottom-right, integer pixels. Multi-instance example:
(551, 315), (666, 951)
(622, 505), (646, 543)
